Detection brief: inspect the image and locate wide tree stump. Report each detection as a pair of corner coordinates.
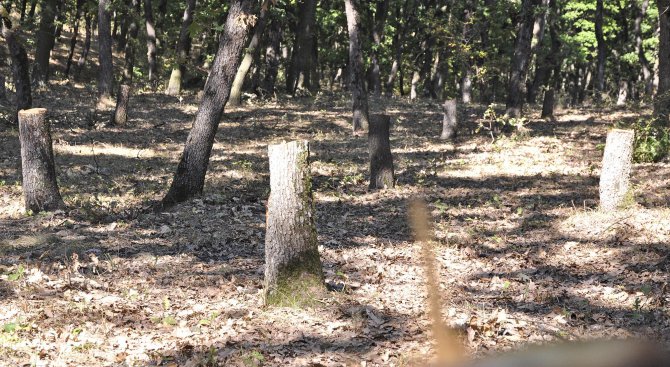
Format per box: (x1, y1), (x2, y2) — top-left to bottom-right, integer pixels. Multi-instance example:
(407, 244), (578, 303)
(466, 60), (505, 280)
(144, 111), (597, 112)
(599, 129), (634, 211)
(369, 114), (395, 189)
(18, 108), (65, 212)
(265, 140), (325, 307)
(441, 99), (458, 140)
(111, 84), (131, 125)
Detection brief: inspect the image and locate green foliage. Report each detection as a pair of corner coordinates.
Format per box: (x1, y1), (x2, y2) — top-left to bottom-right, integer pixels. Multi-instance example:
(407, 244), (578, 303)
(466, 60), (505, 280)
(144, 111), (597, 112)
(242, 350), (264, 367)
(6, 264), (25, 281)
(630, 118), (670, 163)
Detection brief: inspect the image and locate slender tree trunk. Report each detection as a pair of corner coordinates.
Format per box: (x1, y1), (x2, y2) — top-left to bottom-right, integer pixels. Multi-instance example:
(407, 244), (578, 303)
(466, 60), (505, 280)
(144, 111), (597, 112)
(656, 0), (670, 118)
(2, 16), (33, 123)
(368, 114), (395, 189)
(144, 0), (158, 82)
(111, 84), (131, 125)
(541, 0), (561, 119)
(505, 0), (541, 117)
(635, 0), (652, 97)
(287, 0), (317, 94)
(33, 0), (59, 84)
(116, 3), (130, 52)
(76, 13), (92, 73)
(20, 0), (27, 20)
(18, 108), (65, 213)
(98, 0), (114, 100)
(461, 5), (473, 104)
(370, 0), (389, 97)
(166, 0), (197, 95)
(162, 0), (256, 206)
(264, 140), (324, 307)
(123, 0), (141, 82)
(593, 0), (606, 102)
(441, 99), (458, 140)
(344, 0), (369, 134)
(227, 4), (267, 105)
(64, 0), (84, 77)
(27, 0), (37, 20)
(0, 39), (6, 101)
(261, 17), (281, 96)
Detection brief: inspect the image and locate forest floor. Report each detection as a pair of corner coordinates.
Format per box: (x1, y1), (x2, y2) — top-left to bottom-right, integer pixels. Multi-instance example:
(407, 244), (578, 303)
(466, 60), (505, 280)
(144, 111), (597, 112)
(3, 43), (670, 366)
(2, 84), (670, 366)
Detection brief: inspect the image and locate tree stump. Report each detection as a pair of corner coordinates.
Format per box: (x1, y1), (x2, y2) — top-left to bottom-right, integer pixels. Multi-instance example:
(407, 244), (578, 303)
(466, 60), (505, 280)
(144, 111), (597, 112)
(111, 84), (131, 126)
(599, 129), (634, 211)
(440, 99), (458, 140)
(18, 108), (65, 212)
(265, 140), (325, 307)
(541, 89), (555, 119)
(369, 114), (395, 189)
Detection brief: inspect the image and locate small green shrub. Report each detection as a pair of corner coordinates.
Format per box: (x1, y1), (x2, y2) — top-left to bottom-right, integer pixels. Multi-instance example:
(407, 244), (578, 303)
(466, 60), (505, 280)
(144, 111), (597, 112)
(630, 118), (670, 163)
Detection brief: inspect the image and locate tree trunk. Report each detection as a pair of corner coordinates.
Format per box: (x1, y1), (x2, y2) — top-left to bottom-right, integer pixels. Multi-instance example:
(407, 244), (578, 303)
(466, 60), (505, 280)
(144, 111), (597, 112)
(27, 0), (37, 20)
(162, 0), (255, 206)
(344, 0), (369, 134)
(441, 99), (458, 140)
(227, 4), (267, 105)
(76, 13), (92, 73)
(261, 17), (281, 97)
(634, 0), (652, 96)
(2, 17), (33, 123)
(541, 89), (555, 118)
(599, 129), (634, 211)
(144, 0), (158, 82)
(461, 6), (473, 104)
(594, 0), (606, 102)
(656, 0), (670, 117)
(64, 0), (84, 77)
(165, 0), (197, 95)
(505, 0), (541, 117)
(111, 84), (131, 125)
(616, 80), (628, 106)
(410, 70), (420, 100)
(98, 0), (114, 100)
(541, 0), (560, 118)
(123, 0), (141, 82)
(287, 0), (317, 94)
(18, 108), (65, 213)
(368, 114), (395, 189)
(32, 0), (58, 84)
(369, 0), (389, 97)
(264, 140), (324, 307)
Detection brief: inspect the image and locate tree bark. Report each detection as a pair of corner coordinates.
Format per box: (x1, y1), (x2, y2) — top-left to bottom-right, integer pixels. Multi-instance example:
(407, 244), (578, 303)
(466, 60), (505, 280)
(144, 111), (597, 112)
(64, 0), (84, 77)
(111, 84), (131, 125)
(505, 0), (541, 117)
(18, 108), (65, 213)
(76, 13), (92, 73)
(162, 0), (256, 206)
(144, 0), (158, 81)
(261, 17), (281, 97)
(461, 5), (473, 104)
(2, 16), (33, 123)
(441, 99), (458, 140)
(286, 0), (317, 94)
(368, 114), (395, 189)
(98, 0), (114, 100)
(344, 0), (369, 134)
(227, 4), (267, 105)
(264, 140), (324, 307)
(541, 0), (560, 118)
(616, 80), (628, 106)
(599, 129), (634, 211)
(123, 0), (141, 83)
(656, 0), (670, 117)
(32, 0), (58, 84)
(634, 0), (652, 96)
(166, 0), (197, 95)
(369, 0), (389, 97)
(594, 0), (606, 102)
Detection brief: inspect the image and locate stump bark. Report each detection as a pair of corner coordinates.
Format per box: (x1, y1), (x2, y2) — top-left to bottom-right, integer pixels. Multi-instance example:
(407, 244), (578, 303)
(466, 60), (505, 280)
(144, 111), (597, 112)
(111, 84), (131, 125)
(369, 114), (395, 189)
(18, 108), (65, 212)
(599, 129), (634, 211)
(265, 140), (325, 307)
(440, 99), (458, 140)
(541, 89), (555, 119)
